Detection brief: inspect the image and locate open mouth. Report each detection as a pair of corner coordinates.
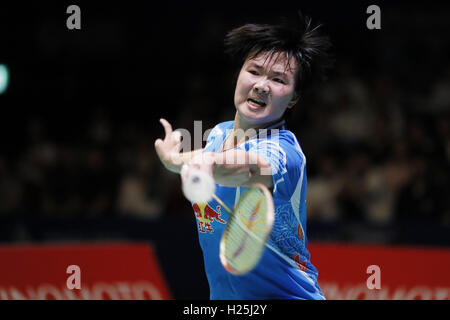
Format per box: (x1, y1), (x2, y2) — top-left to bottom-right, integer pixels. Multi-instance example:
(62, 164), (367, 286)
(247, 97), (267, 107)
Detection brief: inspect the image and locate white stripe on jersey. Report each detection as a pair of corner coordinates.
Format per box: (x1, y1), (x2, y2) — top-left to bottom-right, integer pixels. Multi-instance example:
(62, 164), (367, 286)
(286, 132), (306, 227)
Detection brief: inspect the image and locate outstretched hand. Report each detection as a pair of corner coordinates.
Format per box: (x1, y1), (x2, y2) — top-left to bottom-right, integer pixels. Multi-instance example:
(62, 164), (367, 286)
(154, 118), (183, 172)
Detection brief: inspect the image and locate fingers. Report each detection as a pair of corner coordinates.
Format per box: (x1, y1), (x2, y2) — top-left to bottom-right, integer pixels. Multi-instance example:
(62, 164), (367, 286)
(160, 119), (182, 147)
(172, 130), (182, 142)
(186, 153), (214, 177)
(154, 139), (163, 155)
(154, 138), (163, 148)
(159, 118), (172, 138)
(180, 164), (190, 180)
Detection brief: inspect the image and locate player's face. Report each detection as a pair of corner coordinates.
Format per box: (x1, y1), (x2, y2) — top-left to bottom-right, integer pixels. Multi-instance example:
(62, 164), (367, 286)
(234, 51), (298, 128)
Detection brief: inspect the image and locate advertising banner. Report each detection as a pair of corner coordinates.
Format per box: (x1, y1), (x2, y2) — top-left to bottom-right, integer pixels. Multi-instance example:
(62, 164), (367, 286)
(0, 243), (171, 300)
(309, 243), (450, 300)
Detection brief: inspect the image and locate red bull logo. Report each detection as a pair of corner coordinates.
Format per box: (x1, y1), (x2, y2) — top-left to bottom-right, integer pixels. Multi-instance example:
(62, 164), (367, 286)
(192, 202), (226, 234)
(293, 253), (308, 272)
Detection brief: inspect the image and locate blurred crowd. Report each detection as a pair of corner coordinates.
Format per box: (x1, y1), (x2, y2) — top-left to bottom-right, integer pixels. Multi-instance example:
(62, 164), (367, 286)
(302, 64), (450, 226)
(0, 4), (449, 231)
(1, 58), (448, 227)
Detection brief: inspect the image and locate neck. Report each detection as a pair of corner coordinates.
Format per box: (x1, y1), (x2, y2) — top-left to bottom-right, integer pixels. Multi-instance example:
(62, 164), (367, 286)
(225, 112), (284, 148)
(233, 111), (285, 131)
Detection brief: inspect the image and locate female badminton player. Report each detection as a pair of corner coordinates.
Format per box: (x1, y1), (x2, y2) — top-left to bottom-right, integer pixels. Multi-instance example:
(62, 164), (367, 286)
(155, 12), (332, 299)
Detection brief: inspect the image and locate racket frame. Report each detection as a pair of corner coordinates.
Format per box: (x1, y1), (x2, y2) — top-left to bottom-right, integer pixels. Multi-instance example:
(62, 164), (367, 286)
(218, 183), (274, 275)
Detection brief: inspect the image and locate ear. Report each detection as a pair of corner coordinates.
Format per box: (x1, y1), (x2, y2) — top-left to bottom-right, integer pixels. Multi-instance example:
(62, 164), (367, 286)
(287, 93), (299, 109)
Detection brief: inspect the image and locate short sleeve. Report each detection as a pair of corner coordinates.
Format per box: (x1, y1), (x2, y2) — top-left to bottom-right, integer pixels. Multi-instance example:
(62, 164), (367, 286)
(246, 134), (304, 199)
(204, 121), (233, 152)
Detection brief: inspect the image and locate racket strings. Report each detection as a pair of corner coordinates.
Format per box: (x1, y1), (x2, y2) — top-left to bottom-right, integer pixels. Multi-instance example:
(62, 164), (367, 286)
(222, 188), (270, 271)
(234, 190), (267, 237)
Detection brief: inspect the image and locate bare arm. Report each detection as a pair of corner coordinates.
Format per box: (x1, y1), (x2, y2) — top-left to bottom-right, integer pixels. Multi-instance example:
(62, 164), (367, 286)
(183, 150), (273, 188)
(155, 119), (273, 188)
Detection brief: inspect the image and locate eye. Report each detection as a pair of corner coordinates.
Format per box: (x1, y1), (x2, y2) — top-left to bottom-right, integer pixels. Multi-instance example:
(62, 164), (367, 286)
(248, 70), (259, 75)
(273, 78), (285, 84)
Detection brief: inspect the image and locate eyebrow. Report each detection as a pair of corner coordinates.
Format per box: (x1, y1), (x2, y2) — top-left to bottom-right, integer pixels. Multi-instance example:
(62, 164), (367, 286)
(248, 62), (291, 77)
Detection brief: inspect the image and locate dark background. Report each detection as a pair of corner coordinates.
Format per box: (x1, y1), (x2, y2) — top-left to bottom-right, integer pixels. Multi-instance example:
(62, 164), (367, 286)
(0, 1), (449, 299)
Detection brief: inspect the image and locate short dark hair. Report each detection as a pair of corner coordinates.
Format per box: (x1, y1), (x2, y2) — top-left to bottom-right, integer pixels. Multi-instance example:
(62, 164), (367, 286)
(224, 12), (333, 98)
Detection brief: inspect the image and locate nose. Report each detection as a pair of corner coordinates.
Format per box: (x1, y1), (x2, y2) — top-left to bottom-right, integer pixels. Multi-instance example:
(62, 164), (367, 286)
(254, 80), (269, 95)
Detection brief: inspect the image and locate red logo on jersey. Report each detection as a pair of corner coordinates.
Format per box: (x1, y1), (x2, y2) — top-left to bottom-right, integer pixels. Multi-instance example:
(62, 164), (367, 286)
(192, 203), (226, 234)
(293, 253), (308, 272)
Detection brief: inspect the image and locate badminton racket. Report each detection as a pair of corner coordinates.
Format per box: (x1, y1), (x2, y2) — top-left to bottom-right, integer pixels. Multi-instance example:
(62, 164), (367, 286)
(181, 166), (274, 275)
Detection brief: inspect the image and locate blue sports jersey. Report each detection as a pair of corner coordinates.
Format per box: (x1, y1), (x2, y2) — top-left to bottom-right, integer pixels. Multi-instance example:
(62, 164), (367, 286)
(190, 120), (325, 300)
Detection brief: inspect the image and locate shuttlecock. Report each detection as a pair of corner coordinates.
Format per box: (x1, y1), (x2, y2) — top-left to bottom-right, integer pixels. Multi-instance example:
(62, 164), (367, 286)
(182, 168), (216, 203)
